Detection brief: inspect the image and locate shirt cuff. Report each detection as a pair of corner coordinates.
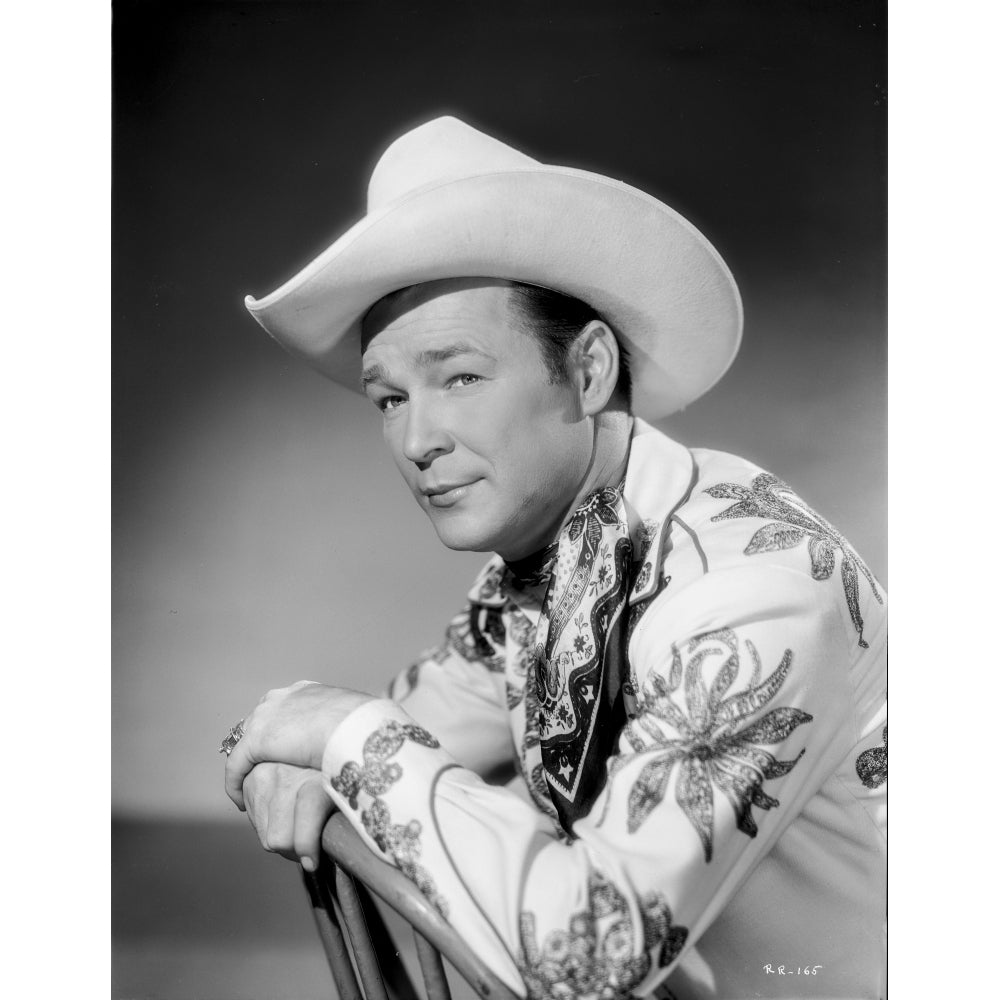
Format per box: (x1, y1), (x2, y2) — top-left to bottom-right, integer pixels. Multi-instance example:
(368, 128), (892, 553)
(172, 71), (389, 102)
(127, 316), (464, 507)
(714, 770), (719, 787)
(320, 697), (423, 778)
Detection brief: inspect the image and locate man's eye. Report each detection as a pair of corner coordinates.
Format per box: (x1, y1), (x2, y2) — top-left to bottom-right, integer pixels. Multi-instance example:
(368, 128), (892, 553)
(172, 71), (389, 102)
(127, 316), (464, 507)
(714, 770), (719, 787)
(450, 373), (482, 388)
(378, 395), (405, 412)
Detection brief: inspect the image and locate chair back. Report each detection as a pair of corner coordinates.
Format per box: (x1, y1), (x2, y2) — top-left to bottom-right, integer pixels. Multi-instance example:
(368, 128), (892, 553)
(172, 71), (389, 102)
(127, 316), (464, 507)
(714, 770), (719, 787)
(304, 812), (521, 1000)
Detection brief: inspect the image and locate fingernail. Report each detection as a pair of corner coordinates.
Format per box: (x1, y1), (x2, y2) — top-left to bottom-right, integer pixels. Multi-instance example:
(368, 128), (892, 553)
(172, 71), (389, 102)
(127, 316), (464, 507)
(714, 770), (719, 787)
(300, 856), (316, 872)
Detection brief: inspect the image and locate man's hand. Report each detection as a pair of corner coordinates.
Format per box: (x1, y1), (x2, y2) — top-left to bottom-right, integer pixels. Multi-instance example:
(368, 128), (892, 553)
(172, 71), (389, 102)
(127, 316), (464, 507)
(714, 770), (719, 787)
(242, 762), (334, 871)
(225, 681), (372, 811)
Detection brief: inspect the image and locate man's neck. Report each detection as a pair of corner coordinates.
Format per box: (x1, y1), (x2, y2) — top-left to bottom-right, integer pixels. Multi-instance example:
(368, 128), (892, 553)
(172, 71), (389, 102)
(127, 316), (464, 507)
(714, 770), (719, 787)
(571, 407), (634, 505)
(496, 409), (635, 565)
(549, 408), (634, 541)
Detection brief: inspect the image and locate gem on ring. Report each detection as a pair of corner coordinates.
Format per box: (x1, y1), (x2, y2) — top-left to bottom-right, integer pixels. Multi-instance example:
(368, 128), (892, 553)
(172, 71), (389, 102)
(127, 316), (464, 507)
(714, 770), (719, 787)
(219, 719), (246, 756)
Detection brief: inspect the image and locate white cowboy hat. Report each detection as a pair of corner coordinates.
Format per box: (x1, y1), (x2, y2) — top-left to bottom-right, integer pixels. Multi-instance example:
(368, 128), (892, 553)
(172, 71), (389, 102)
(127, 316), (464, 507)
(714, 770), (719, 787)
(244, 115), (742, 418)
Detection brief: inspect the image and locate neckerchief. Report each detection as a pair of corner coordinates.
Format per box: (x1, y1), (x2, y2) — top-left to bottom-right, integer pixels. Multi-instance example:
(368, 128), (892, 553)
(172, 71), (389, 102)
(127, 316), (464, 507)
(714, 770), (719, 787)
(505, 541), (559, 591)
(531, 483), (633, 833)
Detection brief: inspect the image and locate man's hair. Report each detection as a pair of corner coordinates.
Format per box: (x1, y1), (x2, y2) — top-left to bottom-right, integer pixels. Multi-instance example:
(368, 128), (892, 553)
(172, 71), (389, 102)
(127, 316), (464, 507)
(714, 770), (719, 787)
(363, 278), (633, 409)
(507, 282), (633, 409)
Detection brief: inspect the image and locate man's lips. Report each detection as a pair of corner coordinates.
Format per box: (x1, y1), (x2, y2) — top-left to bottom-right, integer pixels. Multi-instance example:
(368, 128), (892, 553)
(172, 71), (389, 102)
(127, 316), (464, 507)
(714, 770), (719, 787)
(421, 479), (481, 508)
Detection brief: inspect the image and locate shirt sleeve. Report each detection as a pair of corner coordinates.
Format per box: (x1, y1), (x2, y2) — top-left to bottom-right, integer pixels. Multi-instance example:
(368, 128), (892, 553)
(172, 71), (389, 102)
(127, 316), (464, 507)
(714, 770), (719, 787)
(386, 601), (516, 781)
(322, 563), (866, 999)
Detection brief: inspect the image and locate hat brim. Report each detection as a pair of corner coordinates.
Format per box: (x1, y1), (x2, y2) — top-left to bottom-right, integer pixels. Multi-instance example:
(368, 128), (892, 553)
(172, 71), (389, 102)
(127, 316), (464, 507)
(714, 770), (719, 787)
(244, 165), (742, 419)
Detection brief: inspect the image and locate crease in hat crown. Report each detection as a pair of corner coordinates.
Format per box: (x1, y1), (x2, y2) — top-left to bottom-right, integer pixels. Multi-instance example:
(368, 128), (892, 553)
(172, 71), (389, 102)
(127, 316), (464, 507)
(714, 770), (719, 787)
(366, 116), (540, 208)
(244, 113), (743, 420)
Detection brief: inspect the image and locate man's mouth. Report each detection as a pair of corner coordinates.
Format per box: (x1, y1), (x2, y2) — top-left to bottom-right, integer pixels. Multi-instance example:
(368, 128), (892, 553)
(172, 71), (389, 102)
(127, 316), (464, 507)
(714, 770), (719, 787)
(422, 480), (480, 508)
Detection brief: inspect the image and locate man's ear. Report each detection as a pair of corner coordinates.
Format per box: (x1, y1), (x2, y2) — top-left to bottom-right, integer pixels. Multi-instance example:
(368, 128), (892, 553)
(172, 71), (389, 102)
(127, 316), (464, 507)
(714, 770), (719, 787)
(573, 320), (621, 416)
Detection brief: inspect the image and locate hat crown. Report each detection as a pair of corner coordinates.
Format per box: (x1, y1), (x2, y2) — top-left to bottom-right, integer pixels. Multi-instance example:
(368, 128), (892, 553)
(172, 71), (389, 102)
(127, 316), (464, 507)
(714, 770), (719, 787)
(367, 116), (539, 210)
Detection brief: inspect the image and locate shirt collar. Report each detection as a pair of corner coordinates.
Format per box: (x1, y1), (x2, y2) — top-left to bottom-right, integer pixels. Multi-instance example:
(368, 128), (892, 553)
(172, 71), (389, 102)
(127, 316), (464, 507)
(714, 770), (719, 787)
(621, 418), (695, 603)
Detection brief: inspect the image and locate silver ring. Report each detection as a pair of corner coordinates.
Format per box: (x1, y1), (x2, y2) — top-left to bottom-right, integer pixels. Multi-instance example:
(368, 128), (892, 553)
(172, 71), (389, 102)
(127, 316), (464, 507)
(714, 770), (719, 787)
(218, 719), (246, 756)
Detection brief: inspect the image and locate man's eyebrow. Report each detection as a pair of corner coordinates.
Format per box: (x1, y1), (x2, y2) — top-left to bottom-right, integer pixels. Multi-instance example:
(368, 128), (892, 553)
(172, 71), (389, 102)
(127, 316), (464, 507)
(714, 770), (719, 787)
(359, 363), (391, 391)
(414, 344), (495, 366)
(360, 344), (495, 390)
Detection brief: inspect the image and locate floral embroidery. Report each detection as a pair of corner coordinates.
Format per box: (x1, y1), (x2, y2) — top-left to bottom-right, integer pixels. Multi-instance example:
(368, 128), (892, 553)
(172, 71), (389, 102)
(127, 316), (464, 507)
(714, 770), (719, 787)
(361, 798), (449, 917)
(518, 870), (687, 999)
(330, 721), (447, 915)
(521, 672), (562, 827)
(631, 520), (660, 596)
(622, 666), (640, 719)
(636, 518), (659, 562)
(606, 629), (812, 862)
(705, 472), (883, 648)
(445, 604), (507, 672)
(855, 724), (887, 789)
(627, 519), (661, 618)
(509, 608), (537, 674)
(330, 720), (440, 808)
(476, 563), (506, 601)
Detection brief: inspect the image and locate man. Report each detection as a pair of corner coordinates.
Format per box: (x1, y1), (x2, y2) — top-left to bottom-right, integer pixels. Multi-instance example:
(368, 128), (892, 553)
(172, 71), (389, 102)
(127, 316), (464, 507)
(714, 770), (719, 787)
(222, 117), (886, 999)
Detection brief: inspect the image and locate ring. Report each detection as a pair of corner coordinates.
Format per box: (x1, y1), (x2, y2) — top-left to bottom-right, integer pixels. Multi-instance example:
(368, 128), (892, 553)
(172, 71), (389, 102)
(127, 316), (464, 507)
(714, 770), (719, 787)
(218, 719), (246, 756)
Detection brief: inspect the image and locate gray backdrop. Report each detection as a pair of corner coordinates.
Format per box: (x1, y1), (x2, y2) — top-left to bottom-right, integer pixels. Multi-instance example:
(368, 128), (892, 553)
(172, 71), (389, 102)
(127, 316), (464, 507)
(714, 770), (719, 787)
(113, 0), (886, 821)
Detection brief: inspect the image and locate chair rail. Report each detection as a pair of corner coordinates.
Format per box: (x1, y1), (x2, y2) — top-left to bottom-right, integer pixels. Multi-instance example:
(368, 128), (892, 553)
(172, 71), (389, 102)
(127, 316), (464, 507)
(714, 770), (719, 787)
(312, 811), (521, 1000)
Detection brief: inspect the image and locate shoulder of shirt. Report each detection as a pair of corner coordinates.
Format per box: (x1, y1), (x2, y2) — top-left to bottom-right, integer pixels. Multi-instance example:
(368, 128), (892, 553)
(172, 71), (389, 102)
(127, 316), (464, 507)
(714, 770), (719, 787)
(662, 446), (769, 569)
(677, 445), (771, 538)
(642, 445), (886, 651)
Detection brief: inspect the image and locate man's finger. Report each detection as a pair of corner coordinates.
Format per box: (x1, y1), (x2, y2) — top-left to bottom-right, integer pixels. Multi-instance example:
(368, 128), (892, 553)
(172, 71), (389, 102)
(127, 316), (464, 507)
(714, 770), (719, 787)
(243, 772), (262, 833)
(224, 729), (257, 810)
(293, 776), (335, 872)
(263, 777), (297, 855)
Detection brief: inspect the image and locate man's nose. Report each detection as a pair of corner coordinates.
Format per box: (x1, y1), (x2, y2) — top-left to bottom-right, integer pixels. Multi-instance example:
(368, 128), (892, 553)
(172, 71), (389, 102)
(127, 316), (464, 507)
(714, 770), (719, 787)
(401, 398), (454, 466)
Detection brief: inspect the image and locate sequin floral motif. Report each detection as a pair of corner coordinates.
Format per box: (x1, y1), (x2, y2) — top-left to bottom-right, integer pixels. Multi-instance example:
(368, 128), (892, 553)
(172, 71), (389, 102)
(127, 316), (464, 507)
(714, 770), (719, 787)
(705, 472), (883, 648)
(360, 798), (449, 917)
(518, 870), (688, 1000)
(606, 629), (812, 863)
(330, 721), (449, 916)
(855, 724), (887, 789)
(443, 603), (507, 672)
(633, 519), (659, 594)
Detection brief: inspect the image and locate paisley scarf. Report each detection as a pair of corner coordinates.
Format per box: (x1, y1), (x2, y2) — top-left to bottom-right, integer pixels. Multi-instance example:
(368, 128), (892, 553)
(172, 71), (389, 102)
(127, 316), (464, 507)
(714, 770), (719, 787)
(529, 483), (633, 833)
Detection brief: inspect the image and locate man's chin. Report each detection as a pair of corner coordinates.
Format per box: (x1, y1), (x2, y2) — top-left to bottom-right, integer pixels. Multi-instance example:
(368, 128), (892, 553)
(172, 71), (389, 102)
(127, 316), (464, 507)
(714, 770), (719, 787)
(426, 511), (501, 554)
(432, 527), (497, 554)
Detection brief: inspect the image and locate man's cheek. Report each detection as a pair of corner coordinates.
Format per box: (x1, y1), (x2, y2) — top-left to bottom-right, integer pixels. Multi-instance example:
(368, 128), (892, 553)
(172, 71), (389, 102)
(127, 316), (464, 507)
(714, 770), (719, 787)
(386, 442), (413, 483)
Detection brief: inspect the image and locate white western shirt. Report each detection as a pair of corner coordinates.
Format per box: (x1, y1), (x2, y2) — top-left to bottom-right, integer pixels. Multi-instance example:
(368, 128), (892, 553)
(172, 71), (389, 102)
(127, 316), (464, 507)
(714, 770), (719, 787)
(321, 420), (887, 1000)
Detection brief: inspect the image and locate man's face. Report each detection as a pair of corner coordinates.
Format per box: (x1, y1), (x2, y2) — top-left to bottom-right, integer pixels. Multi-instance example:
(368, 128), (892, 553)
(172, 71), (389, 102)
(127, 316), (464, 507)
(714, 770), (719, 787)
(360, 279), (594, 561)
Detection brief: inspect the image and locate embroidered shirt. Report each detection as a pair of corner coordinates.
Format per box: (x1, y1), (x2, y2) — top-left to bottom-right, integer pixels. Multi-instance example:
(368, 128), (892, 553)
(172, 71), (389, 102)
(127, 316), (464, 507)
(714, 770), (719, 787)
(322, 419), (888, 1000)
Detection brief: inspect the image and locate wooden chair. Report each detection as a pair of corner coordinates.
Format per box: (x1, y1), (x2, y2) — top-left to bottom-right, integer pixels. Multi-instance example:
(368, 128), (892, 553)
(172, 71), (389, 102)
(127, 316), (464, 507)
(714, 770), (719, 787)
(303, 811), (520, 1000)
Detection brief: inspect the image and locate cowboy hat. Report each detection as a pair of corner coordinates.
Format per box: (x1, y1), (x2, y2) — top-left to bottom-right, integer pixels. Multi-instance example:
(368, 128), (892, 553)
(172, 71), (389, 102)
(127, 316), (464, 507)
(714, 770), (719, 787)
(244, 115), (742, 418)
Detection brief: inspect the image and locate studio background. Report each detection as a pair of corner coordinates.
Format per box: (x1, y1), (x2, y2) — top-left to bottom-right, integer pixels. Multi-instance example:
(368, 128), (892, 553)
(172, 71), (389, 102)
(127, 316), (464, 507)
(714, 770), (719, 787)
(112, 1), (886, 996)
